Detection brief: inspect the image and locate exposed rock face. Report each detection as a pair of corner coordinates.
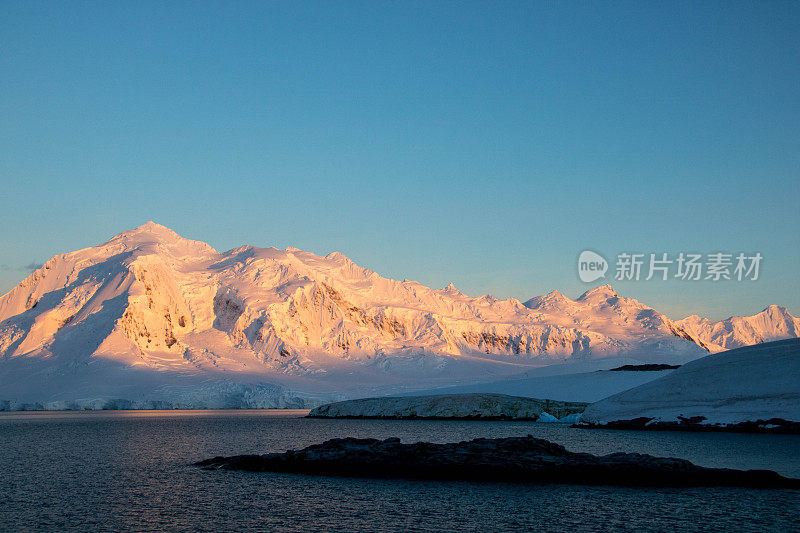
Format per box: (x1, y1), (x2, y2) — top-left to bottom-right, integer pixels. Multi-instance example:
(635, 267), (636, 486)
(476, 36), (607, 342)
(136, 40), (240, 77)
(195, 436), (800, 488)
(307, 393), (587, 420)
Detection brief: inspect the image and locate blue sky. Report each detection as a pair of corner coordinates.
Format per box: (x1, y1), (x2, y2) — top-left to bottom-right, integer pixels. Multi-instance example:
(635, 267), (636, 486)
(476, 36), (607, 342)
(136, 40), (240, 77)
(1, 1), (798, 320)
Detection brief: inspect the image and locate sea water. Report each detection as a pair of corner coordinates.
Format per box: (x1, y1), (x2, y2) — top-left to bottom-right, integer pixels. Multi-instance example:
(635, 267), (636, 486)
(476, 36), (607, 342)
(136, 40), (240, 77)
(1, 410), (798, 532)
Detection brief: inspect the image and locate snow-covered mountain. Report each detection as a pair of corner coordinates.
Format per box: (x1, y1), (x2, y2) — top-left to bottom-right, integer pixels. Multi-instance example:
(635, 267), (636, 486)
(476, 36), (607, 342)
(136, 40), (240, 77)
(677, 306), (800, 352)
(0, 223), (796, 408)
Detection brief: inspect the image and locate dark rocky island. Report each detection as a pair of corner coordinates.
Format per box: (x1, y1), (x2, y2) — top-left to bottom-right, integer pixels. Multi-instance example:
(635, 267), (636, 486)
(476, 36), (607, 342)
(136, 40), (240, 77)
(195, 436), (800, 488)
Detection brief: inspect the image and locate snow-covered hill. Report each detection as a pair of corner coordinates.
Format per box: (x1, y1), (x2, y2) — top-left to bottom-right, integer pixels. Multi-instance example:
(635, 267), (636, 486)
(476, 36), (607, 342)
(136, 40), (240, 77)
(398, 367), (678, 404)
(580, 339), (800, 430)
(307, 393), (587, 421)
(0, 223), (796, 408)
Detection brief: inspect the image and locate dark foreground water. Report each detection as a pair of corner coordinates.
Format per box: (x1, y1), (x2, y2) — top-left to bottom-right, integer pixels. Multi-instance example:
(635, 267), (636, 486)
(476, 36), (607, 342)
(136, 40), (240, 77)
(1, 411), (798, 532)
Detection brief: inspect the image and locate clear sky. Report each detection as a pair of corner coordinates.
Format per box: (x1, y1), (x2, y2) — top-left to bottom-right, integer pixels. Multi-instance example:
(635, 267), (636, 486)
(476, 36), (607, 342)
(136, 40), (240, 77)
(1, 1), (798, 320)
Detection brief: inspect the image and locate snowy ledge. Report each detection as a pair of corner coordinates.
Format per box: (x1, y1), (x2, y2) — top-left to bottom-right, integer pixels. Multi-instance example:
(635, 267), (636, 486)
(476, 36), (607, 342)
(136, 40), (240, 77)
(307, 393), (587, 422)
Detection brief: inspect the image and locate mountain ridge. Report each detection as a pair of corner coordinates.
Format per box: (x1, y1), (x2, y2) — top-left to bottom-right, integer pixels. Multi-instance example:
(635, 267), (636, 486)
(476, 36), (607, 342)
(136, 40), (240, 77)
(0, 223), (797, 407)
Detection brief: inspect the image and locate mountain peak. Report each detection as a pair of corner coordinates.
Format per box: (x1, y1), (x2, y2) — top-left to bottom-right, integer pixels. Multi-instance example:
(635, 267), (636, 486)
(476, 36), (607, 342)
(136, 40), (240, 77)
(523, 290), (572, 310)
(103, 222), (218, 255)
(325, 251), (350, 263)
(443, 282), (462, 294)
(681, 314), (706, 322)
(113, 221), (181, 240)
(139, 220), (170, 231)
(577, 284), (618, 301)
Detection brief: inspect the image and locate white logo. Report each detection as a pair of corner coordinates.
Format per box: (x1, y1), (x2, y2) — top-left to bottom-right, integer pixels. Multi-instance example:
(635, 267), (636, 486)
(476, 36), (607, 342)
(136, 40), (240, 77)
(576, 250), (762, 282)
(578, 250), (608, 283)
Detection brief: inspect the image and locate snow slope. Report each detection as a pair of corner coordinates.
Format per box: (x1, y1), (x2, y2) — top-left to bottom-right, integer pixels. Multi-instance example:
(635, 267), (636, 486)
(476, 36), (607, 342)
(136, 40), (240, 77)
(580, 339), (800, 428)
(400, 368), (677, 403)
(0, 223), (795, 408)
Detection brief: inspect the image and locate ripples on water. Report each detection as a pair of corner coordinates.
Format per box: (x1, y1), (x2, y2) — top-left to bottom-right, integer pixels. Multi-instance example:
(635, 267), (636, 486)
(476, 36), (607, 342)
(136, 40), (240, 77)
(1, 410), (798, 532)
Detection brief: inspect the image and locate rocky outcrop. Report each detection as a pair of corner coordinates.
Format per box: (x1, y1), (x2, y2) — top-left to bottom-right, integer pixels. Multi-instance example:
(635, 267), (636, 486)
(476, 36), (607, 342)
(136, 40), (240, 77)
(579, 416), (800, 434)
(195, 435), (800, 488)
(608, 363), (680, 371)
(307, 393), (587, 420)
